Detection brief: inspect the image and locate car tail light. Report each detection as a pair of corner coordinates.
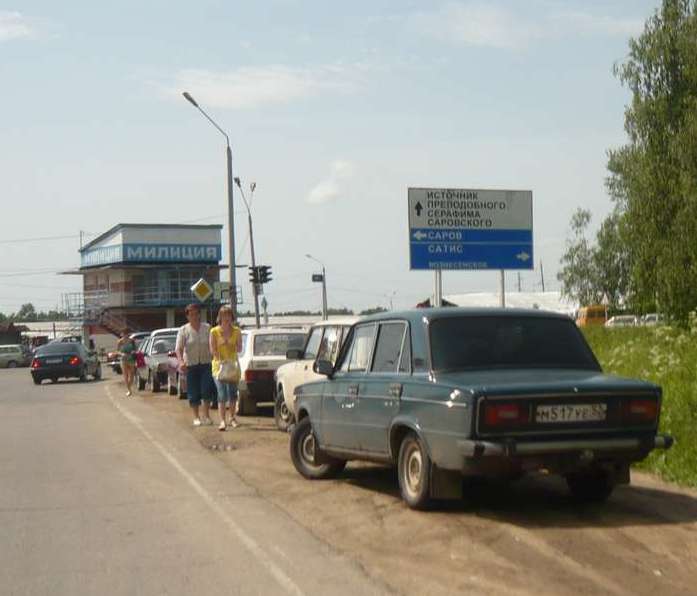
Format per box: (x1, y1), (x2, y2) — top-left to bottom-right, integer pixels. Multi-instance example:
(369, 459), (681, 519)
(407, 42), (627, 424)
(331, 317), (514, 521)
(483, 402), (529, 427)
(31, 359), (40, 369)
(623, 398), (658, 422)
(68, 356), (81, 366)
(245, 369), (274, 382)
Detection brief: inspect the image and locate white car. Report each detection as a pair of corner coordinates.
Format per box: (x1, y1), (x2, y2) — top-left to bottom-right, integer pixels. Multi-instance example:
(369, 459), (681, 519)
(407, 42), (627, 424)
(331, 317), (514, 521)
(137, 327), (179, 392)
(237, 327), (307, 415)
(274, 317), (358, 430)
(605, 315), (639, 328)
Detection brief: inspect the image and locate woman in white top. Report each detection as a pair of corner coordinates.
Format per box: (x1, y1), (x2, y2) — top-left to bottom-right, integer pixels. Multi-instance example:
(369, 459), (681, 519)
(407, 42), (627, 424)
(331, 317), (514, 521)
(175, 303), (215, 427)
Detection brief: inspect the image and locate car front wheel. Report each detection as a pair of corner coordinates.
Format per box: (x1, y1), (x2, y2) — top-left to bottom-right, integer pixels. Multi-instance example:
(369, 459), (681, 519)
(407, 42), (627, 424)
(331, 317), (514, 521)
(290, 417), (345, 480)
(274, 387), (294, 431)
(566, 469), (616, 502)
(398, 432), (432, 510)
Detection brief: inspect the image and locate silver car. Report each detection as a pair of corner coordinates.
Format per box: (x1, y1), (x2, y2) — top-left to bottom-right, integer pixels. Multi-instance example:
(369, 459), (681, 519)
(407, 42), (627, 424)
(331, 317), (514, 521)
(0, 345), (27, 368)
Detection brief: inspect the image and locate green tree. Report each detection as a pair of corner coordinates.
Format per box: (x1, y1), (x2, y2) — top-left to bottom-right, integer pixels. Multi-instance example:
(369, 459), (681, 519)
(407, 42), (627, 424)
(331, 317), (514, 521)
(16, 303), (37, 322)
(607, 0), (697, 321)
(557, 209), (602, 306)
(592, 211), (632, 310)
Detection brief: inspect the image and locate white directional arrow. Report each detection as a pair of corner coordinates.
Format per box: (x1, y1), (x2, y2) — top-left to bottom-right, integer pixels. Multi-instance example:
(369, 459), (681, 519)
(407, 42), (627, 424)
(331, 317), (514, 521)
(516, 251), (531, 262)
(413, 231), (428, 241)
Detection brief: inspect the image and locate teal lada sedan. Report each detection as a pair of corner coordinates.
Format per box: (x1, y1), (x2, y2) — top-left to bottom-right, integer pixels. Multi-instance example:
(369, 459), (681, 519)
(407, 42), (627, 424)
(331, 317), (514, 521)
(289, 308), (673, 509)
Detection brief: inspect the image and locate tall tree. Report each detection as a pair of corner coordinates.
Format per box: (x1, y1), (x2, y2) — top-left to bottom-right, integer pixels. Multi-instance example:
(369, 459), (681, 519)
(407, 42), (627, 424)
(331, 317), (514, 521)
(16, 303), (37, 322)
(607, 0), (697, 321)
(557, 209), (602, 306)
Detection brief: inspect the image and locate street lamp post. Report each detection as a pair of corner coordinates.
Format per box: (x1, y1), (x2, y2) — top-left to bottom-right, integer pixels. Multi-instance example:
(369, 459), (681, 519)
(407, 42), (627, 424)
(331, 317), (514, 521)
(234, 178), (260, 328)
(306, 254), (327, 320)
(182, 91), (237, 319)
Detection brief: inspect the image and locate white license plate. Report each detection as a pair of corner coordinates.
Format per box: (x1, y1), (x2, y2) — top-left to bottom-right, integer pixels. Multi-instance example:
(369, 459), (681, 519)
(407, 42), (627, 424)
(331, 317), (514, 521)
(45, 358), (62, 364)
(536, 403), (607, 423)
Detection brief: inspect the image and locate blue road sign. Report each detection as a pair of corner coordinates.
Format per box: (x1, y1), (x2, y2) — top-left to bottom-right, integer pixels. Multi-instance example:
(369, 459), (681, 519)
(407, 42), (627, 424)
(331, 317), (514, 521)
(408, 188), (533, 271)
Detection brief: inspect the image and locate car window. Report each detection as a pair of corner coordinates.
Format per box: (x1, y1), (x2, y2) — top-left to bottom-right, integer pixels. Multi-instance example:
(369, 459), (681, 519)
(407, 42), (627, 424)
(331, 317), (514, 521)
(340, 324), (376, 373)
(151, 336), (176, 355)
(399, 330), (412, 373)
(37, 343), (80, 355)
(430, 316), (600, 372)
(253, 333), (306, 356)
(371, 322), (406, 373)
(240, 333), (249, 355)
(303, 327), (324, 360)
(317, 326), (342, 365)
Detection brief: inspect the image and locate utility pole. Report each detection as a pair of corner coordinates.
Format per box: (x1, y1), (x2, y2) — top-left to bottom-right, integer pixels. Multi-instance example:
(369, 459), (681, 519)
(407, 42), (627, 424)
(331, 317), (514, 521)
(499, 270), (506, 307)
(540, 260), (546, 293)
(517, 272), (522, 292)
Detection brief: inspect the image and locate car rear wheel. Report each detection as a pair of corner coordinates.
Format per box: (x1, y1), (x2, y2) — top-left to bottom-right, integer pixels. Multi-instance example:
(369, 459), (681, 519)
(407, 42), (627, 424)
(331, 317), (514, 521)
(51, 377), (58, 384)
(274, 387), (294, 431)
(566, 469), (616, 502)
(8, 361), (18, 368)
(79, 369), (88, 382)
(137, 372), (146, 391)
(152, 373), (161, 393)
(398, 432), (432, 510)
(290, 417), (345, 480)
(32, 377), (41, 385)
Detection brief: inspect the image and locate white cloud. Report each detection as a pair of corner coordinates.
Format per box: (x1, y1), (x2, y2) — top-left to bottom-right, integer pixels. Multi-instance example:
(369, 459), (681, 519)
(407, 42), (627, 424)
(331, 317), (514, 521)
(306, 160), (354, 204)
(407, 2), (644, 49)
(166, 65), (354, 110)
(0, 11), (37, 41)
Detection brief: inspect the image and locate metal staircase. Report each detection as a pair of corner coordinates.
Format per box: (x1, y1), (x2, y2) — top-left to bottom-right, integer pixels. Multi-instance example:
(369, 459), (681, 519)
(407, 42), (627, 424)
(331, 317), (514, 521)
(62, 291), (130, 337)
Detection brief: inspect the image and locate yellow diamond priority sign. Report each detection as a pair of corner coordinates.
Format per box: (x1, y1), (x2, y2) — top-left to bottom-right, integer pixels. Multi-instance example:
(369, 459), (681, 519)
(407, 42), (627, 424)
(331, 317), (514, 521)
(191, 278), (213, 303)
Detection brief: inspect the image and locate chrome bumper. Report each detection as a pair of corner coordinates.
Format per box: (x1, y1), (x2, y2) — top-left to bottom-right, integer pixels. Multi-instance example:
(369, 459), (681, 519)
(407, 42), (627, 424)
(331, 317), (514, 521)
(457, 434), (674, 458)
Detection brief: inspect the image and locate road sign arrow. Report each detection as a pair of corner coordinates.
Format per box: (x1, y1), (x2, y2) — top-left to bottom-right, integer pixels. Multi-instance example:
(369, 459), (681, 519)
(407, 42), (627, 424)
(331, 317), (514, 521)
(516, 251), (531, 262)
(414, 201), (423, 216)
(413, 231), (428, 241)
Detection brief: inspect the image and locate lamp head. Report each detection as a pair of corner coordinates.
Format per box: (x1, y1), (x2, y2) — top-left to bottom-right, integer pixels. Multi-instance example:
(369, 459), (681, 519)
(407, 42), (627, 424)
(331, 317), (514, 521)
(182, 92), (199, 108)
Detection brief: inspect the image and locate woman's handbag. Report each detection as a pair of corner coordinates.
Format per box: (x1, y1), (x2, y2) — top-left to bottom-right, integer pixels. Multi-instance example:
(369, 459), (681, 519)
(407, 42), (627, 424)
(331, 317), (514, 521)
(217, 358), (241, 383)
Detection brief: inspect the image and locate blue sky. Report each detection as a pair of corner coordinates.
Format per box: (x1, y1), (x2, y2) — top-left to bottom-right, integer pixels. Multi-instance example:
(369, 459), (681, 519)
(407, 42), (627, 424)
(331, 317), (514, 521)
(0, 1), (660, 314)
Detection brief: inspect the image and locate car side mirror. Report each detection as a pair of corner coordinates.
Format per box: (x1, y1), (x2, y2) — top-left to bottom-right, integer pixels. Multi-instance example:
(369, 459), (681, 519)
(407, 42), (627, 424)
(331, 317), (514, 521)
(286, 348), (303, 360)
(314, 359), (334, 378)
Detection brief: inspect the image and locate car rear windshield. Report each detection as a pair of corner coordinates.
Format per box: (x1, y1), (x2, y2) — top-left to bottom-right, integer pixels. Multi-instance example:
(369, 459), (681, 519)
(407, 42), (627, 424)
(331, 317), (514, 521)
(37, 343), (81, 355)
(253, 333), (306, 357)
(150, 336), (176, 355)
(429, 316), (600, 372)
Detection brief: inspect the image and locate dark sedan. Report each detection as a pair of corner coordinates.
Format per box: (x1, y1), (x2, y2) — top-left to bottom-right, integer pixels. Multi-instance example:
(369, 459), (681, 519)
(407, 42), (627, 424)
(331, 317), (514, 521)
(31, 342), (102, 384)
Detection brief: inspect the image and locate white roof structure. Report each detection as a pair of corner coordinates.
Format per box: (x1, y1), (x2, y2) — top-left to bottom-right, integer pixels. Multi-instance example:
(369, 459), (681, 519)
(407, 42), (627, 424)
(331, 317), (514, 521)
(444, 291), (577, 316)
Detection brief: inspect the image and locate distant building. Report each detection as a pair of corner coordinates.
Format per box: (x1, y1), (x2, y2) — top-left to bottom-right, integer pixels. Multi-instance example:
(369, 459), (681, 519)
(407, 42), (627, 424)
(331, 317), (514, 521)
(62, 223), (224, 347)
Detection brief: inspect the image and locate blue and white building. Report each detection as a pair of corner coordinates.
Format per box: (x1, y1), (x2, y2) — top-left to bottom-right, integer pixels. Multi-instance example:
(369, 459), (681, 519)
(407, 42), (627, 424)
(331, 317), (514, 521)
(65, 223), (224, 339)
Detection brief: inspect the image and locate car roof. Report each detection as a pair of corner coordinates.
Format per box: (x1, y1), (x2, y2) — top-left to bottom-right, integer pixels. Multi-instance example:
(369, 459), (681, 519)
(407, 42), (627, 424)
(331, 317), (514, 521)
(310, 317), (360, 327)
(358, 307), (571, 325)
(150, 327), (180, 336)
(241, 327), (307, 336)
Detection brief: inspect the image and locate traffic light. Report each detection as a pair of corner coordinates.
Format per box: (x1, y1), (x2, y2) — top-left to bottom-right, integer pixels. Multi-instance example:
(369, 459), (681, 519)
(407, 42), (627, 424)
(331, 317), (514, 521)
(258, 265), (272, 284)
(249, 266), (260, 284)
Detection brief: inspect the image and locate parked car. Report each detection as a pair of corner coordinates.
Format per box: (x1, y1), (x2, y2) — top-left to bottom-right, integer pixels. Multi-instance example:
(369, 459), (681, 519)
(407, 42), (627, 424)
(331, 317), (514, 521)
(30, 342), (101, 384)
(0, 344), (27, 368)
(605, 315), (639, 328)
(290, 308), (673, 509)
(641, 313), (663, 326)
(274, 317), (358, 430)
(237, 328), (307, 415)
(138, 328), (179, 393)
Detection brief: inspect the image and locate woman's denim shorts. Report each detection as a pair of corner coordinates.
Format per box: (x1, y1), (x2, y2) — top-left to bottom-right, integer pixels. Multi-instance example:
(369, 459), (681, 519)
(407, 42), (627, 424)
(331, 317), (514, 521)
(213, 379), (238, 405)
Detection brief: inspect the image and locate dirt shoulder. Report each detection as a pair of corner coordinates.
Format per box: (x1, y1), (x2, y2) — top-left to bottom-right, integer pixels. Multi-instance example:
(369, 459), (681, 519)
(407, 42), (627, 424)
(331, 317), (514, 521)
(132, 381), (697, 596)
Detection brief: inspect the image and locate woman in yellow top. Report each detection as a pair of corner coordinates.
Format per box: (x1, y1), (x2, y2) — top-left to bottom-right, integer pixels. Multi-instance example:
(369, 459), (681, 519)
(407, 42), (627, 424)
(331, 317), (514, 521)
(209, 305), (243, 431)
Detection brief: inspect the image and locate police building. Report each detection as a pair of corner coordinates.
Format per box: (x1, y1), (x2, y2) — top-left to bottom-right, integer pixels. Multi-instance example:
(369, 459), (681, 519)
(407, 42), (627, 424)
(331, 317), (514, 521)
(64, 223), (224, 343)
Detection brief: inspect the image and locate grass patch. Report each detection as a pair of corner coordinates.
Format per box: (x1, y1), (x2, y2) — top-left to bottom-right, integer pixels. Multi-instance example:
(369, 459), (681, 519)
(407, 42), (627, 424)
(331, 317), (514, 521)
(583, 325), (697, 487)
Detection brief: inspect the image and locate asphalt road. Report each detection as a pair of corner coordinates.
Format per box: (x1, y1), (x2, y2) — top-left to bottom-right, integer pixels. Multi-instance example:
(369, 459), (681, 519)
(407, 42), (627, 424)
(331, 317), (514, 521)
(0, 368), (386, 596)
